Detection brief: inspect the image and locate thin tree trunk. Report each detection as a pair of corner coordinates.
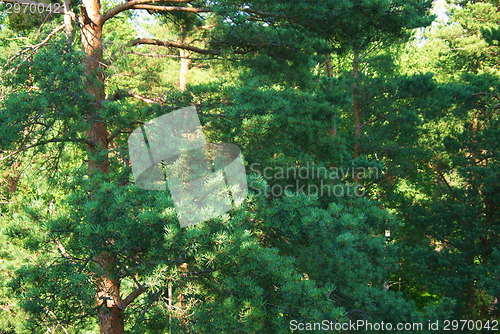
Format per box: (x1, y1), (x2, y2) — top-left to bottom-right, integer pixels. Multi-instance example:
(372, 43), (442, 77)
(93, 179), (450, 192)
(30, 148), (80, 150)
(179, 49), (192, 92)
(352, 50), (362, 183)
(352, 50), (361, 159)
(326, 53), (337, 138)
(468, 110), (490, 320)
(325, 53), (334, 78)
(62, 0), (73, 45)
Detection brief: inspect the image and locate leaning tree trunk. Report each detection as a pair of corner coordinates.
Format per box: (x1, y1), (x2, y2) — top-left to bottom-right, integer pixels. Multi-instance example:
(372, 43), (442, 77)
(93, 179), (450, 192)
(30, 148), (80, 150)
(80, 0), (123, 332)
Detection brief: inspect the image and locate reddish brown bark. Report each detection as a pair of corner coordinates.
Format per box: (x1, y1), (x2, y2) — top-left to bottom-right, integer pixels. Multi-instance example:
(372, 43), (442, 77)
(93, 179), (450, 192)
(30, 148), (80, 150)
(98, 305), (125, 333)
(80, 0), (109, 174)
(80, 0), (124, 331)
(95, 254), (125, 333)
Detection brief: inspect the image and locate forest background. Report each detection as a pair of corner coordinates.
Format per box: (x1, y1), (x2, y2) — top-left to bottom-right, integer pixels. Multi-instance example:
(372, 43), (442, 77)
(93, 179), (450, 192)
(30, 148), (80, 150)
(0, 0), (498, 332)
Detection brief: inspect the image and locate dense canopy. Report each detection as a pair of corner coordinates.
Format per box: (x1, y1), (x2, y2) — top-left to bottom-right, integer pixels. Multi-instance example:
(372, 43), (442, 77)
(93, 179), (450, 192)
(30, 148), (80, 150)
(0, 0), (498, 332)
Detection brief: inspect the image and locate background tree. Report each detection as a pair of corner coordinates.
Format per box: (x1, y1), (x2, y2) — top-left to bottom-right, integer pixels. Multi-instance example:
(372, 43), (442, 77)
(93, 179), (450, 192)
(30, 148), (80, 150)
(376, 0), (499, 321)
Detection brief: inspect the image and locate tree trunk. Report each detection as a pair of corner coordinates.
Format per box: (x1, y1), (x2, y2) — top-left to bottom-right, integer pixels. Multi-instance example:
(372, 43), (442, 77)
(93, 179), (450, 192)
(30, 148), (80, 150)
(352, 50), (362, 183)
(81, 0), (109, 174)
(98, 304), (125, 334)
(325, 53), (334, 78)
(97, 273), (125, 333)
(179, 49), (192, 92)
(80, 0), (123, 332)
(352, 50), (361, 159)
(326, 53), (338, 138)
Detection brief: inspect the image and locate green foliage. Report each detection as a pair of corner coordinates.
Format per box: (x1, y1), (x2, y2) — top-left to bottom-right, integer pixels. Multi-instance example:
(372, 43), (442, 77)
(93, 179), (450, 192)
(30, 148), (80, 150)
(0, 37), (91, 153)
(0, 0), (498, 332)
(382, 1), (499, 320)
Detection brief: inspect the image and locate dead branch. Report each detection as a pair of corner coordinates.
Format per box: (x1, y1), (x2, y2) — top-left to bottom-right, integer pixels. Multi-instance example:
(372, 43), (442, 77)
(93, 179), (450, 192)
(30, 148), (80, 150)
(4, 24), (65, 69)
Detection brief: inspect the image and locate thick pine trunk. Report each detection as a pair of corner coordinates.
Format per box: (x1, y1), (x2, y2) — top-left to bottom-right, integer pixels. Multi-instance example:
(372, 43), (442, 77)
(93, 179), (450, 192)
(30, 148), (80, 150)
(96, 269), (125, 333)
(98, 304), (125, 334)
(81, 0), (109, 174)
(80, 0), (124, 332)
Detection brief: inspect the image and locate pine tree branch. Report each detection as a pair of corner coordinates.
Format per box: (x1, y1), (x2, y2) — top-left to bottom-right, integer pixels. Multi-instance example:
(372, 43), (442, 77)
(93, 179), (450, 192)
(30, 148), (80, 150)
(108, 90), (229, 120)
(129, 38), (222, 55)
(360, 115), (387, 129)
(130, 51), (219, 60)
(102, 0), (199, 23)
(123, 285), (148, 307)
(0, 138), (93, 162)
(102, 2), (271, 23)
(107, 121), (144, 142)
(53, 239), (87, 264)
(27, 138), (94, 149)
(426, 162), (456, 200)
(122, 273), (148, 308)
(33, 24), (66, 48)
(4, 24), (65, 69)
(238, 7), (274, 17)
(130, 52), (180, 58)
(109, 89), (162, 103)
(130, 4), (210, 13)
(107, 130), (132, 143)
